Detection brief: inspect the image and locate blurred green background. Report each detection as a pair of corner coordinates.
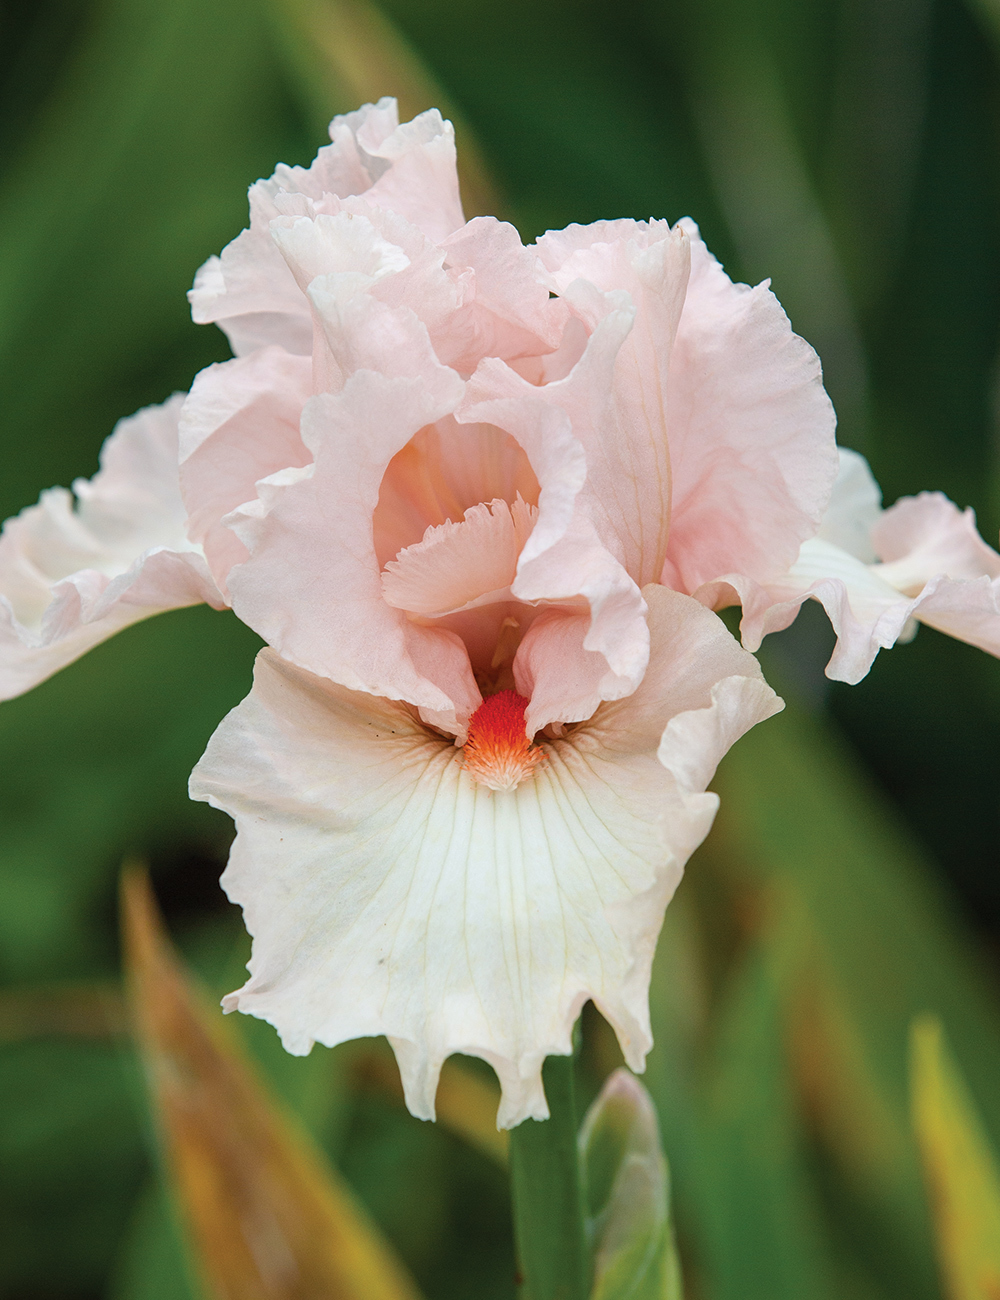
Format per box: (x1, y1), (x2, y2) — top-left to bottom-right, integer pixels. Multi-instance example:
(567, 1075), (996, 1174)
(2, 0), (1000, 1296)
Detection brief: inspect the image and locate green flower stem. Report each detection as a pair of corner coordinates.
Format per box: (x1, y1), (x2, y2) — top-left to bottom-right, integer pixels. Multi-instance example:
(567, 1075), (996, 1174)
(509, 1054), (591, 1300)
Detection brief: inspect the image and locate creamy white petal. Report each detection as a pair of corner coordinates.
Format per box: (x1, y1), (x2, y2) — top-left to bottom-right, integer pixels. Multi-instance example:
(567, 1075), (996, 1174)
(817, 447), (882, 561)
(0, 396), (225, 699)
(189, 587), (780, 1127)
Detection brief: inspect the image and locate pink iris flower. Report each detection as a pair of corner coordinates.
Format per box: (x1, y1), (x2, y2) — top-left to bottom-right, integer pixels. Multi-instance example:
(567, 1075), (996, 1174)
(2, 100), (994, 1125)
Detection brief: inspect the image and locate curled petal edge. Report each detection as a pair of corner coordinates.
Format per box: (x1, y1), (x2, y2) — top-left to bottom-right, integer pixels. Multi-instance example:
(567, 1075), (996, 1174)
(0, 396), (226, 700)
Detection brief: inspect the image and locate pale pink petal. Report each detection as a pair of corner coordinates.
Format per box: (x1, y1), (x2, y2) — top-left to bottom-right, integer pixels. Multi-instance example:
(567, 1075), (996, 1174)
(816, 447), (882, 561)
(189, 586), (780, 1127)
(307, 279), (461, 397)
(188, 242), (312, 359)
(382, 497), (536, 617)
(904, 573), (1000, 656)
(723, 469), (1000, 682)
(373, 418), (540, 569)
(401, 622), (482, 740)
(530, 220), (692, 586)
(693, 447), (887, 665)
(270, 204), (563, 376)
(661, 220), (838, 592)
(734, 537), (915, 684)
(0, 397), (224, 699)
(428, 605), (538, 688)
(268, 206), (414, 293)
(460, 381), (649, 728)
(508, 316), (591, 387)
(512, 608), (626, 735)
(535, 220), (675, 279)
(224, 362), (474, 728)
(872, 492), (1000, 589)
(188, 99), (463, 355)
(178, 348), (312, 590)
(795, 561), (1000, 681)
(269, 200), (467, 367)
(513, 511), (650, 734)
(329, 97), (403, 177)
(436, 217), (567, 371)
(694, 569), (804, 642)
(359, 108), (465, 243)
(489, 220), (836, 597)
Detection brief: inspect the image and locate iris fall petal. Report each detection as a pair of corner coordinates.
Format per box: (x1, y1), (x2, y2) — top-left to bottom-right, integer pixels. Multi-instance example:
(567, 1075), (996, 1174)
(190, 586), (781, 1128)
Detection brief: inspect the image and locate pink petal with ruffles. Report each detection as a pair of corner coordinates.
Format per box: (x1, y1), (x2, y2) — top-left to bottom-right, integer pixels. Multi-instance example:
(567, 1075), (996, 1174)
(357, 108), (465, 243)
(224, 361), (478, 732)
(694, 447), (887, 670)
(534, 221), (691, 586)
(436, 217), (567, 372)
(905, 573), (1000, 656)
(269, 199), (466, 365)
(188, 99), (463, 355)
(307, 275), (464, 399)
(872, 492), (1000, 588)
(513, 511), (650, 734)
(270, 202), (564, 382)
(382, 497), (537, 617)
(373, 417), (540, 568)
(460, 377), (649, 731)
(511, 607), (626, 735)
(662, 220), (837, 592)
(0, 396), (224, 700)
(189, 585), (781, 1128)
(179, 348), (313, 591)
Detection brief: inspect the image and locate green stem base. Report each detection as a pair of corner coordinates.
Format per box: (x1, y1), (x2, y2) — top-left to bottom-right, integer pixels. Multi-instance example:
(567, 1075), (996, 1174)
(509, 1054), (590, 1300)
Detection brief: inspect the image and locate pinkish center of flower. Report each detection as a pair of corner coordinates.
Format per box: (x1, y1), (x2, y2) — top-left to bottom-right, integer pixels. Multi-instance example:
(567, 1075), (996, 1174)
(463, 690), (544, 792)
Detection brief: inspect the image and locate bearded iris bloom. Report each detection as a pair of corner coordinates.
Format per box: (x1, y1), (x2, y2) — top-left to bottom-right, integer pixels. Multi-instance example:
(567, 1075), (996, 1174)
(2, 100), (997, 1126)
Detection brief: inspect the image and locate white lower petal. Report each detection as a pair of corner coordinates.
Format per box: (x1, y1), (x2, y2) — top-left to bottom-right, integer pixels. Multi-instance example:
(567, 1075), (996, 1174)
(190, 587), (780, 1127)
(817, 447), (882, 561)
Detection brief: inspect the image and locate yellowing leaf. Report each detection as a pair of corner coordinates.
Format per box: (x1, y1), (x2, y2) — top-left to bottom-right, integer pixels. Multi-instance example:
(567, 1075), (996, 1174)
(120, 864), (423, 1300)
(910, 1014), (1000, 1300)
(0, 981), (126, 1041)
(436, 1059), (509, 1167)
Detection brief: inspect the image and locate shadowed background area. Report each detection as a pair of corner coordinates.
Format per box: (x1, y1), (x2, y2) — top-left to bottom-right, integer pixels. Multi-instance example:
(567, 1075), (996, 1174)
(1, 0), (1000, 1297)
